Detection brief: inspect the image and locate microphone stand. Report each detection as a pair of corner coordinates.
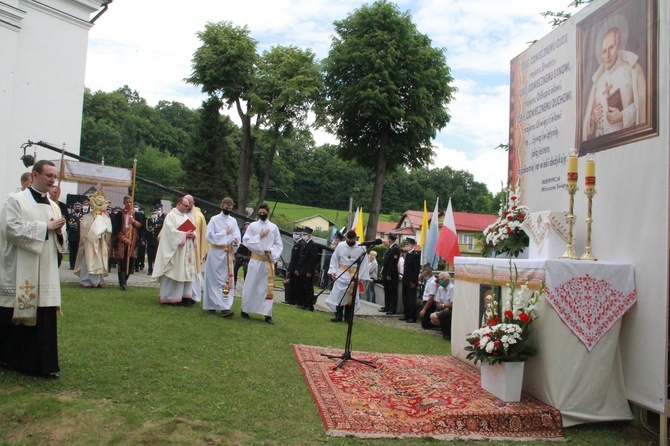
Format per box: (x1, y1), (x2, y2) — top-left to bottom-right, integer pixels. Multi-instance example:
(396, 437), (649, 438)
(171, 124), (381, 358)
(321, 244), (377, 370)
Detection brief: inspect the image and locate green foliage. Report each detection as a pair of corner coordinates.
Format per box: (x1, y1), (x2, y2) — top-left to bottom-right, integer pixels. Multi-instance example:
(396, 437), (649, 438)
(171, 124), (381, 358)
(323, 1), (456, 170)
(541, 0), (593, 28)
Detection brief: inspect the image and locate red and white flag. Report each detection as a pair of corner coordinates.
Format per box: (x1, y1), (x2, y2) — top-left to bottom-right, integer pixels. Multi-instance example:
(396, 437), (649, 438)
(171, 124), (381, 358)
(435, 198), (460, 265)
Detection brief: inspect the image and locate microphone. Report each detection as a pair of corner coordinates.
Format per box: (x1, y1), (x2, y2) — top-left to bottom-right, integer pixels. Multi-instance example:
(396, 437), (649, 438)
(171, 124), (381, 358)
(359, 238), (383, 247)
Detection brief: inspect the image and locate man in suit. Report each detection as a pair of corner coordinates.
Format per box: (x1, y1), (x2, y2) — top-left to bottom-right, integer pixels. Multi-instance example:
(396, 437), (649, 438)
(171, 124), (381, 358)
(145, 206), (164, 275)
(379, 233), (400, 315)
(296, 227), (319, 311)
(400, 238), (421, 322)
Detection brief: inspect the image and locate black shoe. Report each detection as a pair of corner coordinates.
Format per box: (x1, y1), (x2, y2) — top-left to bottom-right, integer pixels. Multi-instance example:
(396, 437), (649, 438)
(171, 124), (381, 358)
(241, 312), (250, 319)
(378, 308), (388, 312)
(399, 317), (408, 321)
(220, 310), (234, 318)
(443, 334), (451, 341)
(42, 372), (60, 379)
(208, 310), (216, 314)
(302, 305), (314, 311)
(405, 319), (416, 323)
(330, 317), (343, 323)
(264, 316), (275, 325)
(385, 311), (395, 315)
(147, 271), (152, 275)
(120, 283), (127, 291)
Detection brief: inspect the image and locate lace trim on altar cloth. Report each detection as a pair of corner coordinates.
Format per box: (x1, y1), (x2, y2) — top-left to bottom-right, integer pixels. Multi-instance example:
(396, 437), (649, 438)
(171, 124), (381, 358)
(521, 211), (570, 246)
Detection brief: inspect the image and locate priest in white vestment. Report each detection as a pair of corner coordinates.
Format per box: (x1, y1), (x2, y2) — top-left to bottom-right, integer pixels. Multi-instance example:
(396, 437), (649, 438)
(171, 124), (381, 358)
(240, 203), (283, 325)
(0, 160), (67, 378)
(74, 191), (112, 288)
(583, 25), (646, 141)
(203, 197), (241, 317)
(151, 197), (198, 306)
(327, 230), (370, 322)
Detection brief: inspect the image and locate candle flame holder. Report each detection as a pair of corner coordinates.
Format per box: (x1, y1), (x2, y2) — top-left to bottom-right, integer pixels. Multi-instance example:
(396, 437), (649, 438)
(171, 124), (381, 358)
(580, 187), (598, 261)
(559, 184), (579, 259)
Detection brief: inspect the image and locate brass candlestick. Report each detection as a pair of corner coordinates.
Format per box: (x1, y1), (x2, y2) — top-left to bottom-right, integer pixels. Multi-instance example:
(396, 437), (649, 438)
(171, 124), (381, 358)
(559, 184), (578, 259)
(580, 187), (597, 261)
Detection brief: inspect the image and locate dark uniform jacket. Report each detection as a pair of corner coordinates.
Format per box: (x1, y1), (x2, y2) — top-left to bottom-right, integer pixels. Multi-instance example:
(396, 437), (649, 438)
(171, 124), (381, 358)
(145, 214), (165, 247)
(381, 243), (400, 280)
(297, 239), (319, 276)
(402, 249), (421, 286)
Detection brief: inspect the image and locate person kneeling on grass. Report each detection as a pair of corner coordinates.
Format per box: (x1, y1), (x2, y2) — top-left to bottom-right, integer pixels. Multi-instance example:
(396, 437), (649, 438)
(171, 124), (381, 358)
(428, 273), (454, 340)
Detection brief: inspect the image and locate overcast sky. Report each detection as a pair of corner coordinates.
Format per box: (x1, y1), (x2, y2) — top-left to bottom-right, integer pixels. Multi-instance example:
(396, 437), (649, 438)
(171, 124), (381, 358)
(85, 0), (586, 195)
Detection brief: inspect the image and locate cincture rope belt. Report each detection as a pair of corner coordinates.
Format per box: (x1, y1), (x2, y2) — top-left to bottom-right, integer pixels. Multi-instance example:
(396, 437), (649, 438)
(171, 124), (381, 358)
(338, 264), (359, 305)
(251, 252), (275, 300)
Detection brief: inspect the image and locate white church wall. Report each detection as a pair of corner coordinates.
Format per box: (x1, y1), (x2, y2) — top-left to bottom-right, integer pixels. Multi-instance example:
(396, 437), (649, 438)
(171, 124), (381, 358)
(0, 0), (102, 198)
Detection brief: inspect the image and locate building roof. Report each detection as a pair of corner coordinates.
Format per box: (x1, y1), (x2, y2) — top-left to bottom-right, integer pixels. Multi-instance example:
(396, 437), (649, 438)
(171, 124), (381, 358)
(376, 221), (397, 234)
(394, 209), (497, 233)
(294, 214), (337, 226)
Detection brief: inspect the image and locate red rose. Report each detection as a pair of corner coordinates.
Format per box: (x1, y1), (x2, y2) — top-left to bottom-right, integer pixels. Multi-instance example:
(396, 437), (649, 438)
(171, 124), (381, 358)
(507, 215), (513, 220)
(506, 227), (512, 234)
(519, 214), (525, 220)
(510, 195), (517, 200)
(504, 310), (513, 320)
(519, 313), (531, 323)
(488, 317), (500, 326)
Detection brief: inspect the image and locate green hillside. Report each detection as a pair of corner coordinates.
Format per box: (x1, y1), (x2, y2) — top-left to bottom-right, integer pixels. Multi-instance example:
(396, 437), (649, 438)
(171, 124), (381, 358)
(268, 201), (392, 227)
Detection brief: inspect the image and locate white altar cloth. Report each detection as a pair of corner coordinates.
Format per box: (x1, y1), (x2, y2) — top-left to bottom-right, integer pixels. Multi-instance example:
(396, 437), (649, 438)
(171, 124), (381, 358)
(452, 257), (635, 427)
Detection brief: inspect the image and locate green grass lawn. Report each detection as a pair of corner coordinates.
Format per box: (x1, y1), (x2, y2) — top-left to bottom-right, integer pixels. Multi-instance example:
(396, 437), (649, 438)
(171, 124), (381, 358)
(0, 284), (657, 445)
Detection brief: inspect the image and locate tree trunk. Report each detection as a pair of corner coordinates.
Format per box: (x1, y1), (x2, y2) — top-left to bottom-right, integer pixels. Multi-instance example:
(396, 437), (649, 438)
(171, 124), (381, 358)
(254, 135), (278, 218)
(366, 138), (388, 241)
(236, 105), (254, 214)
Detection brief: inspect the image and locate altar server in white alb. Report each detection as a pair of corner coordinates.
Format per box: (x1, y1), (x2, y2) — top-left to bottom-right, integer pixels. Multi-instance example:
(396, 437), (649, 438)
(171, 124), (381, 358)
(240, 203), (283, 325)
(0, 160), (67, 379)
(151, 197), (198, 306)
(327, 230), (370, 323)
(203, 197), (241, 318)
(74, 191), (112, 288)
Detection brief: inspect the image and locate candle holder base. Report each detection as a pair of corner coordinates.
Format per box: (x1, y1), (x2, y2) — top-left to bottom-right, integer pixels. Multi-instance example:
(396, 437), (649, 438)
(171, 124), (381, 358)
(559, 245), (578, 260)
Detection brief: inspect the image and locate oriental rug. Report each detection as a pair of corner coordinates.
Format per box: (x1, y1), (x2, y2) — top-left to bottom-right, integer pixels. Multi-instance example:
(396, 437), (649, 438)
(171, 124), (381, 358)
(293, 344), (564, 441)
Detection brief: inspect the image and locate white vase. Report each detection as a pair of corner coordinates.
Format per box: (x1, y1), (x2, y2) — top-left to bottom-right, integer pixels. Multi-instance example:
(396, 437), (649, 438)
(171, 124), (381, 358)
(480, 361), (525, 402)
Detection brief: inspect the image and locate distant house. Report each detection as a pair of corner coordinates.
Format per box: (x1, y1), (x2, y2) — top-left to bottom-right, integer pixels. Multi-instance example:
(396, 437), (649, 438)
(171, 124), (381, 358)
(375, 221), (398, 240)
(294, 214), (337, 233)
(390, 209), (497, 257)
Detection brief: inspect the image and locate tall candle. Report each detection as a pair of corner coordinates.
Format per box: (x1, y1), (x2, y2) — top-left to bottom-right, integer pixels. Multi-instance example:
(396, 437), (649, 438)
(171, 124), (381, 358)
(585, 159), (596, 190)
(567, 152), (578, 186)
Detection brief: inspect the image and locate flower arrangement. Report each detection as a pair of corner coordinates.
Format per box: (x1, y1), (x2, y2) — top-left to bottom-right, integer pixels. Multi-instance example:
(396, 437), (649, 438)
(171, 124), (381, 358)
(483, 182), (530, 258)
(464, 263), (545, 365)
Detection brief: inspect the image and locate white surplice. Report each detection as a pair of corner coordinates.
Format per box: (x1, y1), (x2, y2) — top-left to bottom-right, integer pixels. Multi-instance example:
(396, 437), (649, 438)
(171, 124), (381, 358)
(0, 189), (67, 321)
(240, 219), (283, 317)
(203, 212), (240, 311)
(326, 242), (369, 312)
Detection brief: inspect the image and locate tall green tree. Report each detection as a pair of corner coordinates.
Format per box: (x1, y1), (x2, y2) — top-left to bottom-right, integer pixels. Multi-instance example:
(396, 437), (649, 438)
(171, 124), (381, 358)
(322, 1), (456, 239)
(252, 45), (323, 213)
(186, 22), (259, 214)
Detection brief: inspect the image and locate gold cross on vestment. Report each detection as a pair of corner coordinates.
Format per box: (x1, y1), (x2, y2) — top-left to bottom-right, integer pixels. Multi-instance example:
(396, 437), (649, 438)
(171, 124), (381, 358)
(19, 279), (36, 294)
(602, 82), (614, 97)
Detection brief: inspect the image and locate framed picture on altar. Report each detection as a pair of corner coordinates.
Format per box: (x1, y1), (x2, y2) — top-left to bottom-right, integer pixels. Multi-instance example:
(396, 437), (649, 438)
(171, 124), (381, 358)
(479, 284), (502, 327)
(576, 0), (659, 156)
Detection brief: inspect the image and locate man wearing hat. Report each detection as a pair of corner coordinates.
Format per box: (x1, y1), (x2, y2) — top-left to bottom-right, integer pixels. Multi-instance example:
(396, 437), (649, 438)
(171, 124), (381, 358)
(283, 227), (304, 305)
(379, 233), (400, 315)
(400, 237), (421, 322)
(66, 202), (83, 270)
(145, 206), (164, 275)
(295, 227), (319, 311)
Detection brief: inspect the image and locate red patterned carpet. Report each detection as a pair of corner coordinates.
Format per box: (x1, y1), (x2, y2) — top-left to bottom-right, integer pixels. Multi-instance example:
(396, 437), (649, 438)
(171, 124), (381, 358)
(293, 345), (565, 441)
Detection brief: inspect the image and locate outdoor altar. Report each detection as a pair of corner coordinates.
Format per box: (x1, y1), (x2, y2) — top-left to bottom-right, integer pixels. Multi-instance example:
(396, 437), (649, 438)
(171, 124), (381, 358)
(452, 257), (636, 426)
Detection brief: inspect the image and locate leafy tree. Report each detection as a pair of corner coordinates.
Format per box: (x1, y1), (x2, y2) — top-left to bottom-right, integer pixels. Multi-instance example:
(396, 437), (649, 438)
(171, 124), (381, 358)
(135, 145), (185, 201)
(186, 22), (259, 214)
(181, 96), (240, 204)
(252, 45), (323, 214)
(322, 1), (456, 239)
(541, 0), (592, 28)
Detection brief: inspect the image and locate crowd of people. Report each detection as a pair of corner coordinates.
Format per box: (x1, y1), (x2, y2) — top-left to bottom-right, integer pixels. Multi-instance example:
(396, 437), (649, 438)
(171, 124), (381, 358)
(1, 163), (452, 379)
